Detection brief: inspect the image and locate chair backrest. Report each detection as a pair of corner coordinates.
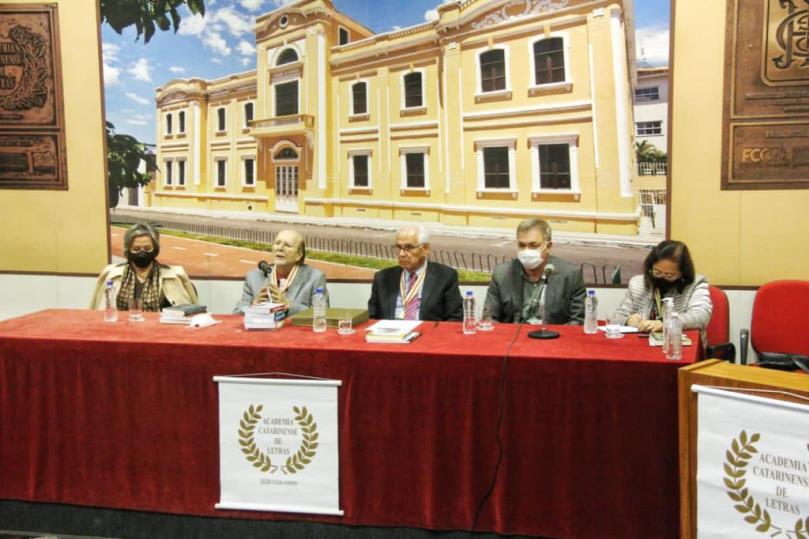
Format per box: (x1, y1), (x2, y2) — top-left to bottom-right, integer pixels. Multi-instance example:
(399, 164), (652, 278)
(706, 285), (729, 346)
(750, 280), (809, 356)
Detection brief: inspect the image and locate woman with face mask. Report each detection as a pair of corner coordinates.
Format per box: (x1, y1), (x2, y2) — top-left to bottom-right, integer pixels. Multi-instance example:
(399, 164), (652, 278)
(90, 223), (198, 311)
(613, 240), (712, 344)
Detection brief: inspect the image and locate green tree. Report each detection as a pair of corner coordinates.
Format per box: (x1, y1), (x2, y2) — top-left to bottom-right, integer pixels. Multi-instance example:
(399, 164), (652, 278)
(100, 0), (206, 43)
(635, 140), (667, 163)
(106, 121), (153, 208)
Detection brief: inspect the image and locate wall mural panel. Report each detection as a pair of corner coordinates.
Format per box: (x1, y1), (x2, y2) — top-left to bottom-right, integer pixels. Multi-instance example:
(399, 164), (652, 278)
(0, 4), (67, 190)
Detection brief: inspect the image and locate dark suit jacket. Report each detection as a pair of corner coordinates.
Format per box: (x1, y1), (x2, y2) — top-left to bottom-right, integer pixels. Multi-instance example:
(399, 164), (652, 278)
(368, 261), (463, 321)
(483, 256), (585, 325)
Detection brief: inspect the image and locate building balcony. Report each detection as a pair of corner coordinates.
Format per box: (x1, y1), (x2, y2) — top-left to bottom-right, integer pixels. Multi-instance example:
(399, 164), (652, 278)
(248, 115), (315, 139)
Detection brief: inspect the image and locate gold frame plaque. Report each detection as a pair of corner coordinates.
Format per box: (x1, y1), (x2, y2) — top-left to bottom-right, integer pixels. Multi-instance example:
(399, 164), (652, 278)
(721, 0), (809, 190)
(0, 4), (68, 190)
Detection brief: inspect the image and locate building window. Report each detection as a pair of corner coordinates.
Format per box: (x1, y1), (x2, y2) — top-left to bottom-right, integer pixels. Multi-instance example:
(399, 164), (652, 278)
(483, 147), (510, 189)
(403, 72), (423, 109)
(178, 110), (185, 133)
(216, 159), (227, 187)
(339, 27), (349, 45)
(479, 49), (506, 93)
(352, 82), (367, 115)
(403, 152), (426, 189)
(348, 152), (371, 189)
(244, 102), (254, 127)
(275, 81), (298, 117)
(177, 160), (186, 186)
(217, 107), (226, 132)
(164, 160), (172, 185)
(276, 48), (298, 65)
(529, 134), (580, 194)
(275, 147), (298, 160)
(635, 86), (660, 101)
(538, 144), (570, 190)
(636, 121), (663, 136)
(533, 37), (565, 85)
(165, 113), (173, 135)
(243, 158), (255, 186)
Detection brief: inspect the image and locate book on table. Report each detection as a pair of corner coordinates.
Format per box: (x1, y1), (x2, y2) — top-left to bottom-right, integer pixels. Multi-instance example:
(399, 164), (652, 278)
(160, 304), (208, 324)
(289, 308), (369, 328)
(243, 302), (287, 330)
(648, 332), (693, 346)
(364, 320), (422, 344)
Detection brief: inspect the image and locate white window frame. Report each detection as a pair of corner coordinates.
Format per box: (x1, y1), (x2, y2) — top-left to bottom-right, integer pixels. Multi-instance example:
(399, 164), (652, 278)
(243, 101), (255, 128)
(275, 46), (300, 66)
(163, 158), (173, 186)
(399, 146), (430, 191)
(528, 133), (580, 195)
(528, 32), (572, 92)
(216, 106), (227, 133)
(176, 158), (186, 186)
(347, 149), (372, 190)
(634, 86), (660, 101)
(273, 75), (301, 117)
(165, 112), (173, 136)
(400, 69), (426, 111)
(636, 121), (663, 136)
(349, 80), (369, 117)
(177, 110), (186, 134)
(241, 155), (256, 187)
(214, 157), (227, 188)
(474, 138), (516, 193)
(475, 46), (511, 98)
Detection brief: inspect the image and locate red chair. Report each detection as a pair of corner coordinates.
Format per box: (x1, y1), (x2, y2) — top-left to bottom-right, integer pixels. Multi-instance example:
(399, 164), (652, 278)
(740, 280), (809, 365)
(706, 285), (735, 362)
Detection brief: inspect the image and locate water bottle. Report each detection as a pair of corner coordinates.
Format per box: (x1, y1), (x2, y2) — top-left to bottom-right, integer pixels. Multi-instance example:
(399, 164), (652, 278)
(664, 312), (683, 360)
(584, 289), (598, 334)
(661, 297), (674, 346)
(104, 279), (118, 322)
(463, 291), (477, 335)
(312, 287), (327, 333)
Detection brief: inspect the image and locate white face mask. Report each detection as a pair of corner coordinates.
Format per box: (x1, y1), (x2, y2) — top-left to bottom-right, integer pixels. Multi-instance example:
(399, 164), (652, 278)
(517, 248), (544, 270)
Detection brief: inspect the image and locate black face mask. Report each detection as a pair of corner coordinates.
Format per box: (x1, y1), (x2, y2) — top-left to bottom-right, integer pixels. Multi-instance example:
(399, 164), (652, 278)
(652, 277), (677, 293)
(128, 251), (156, 268)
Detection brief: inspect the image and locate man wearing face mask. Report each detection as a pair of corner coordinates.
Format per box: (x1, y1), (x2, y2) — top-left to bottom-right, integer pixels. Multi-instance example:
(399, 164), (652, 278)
(90, 223), (198, 311)
(484, 218), (585, 324)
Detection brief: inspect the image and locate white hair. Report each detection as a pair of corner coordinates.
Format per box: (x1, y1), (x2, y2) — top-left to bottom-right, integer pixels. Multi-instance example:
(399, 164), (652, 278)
(397, 223), (430, 244)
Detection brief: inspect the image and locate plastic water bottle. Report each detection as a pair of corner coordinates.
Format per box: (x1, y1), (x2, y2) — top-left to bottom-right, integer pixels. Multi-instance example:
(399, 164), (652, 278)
(312, 287), (327, 333)
(664, 312), (683, 360)
(463, 291), (477, 335)
(662, 297), (674, 348)
(104, 279), (118, 322)
(584, 289), (598, 334)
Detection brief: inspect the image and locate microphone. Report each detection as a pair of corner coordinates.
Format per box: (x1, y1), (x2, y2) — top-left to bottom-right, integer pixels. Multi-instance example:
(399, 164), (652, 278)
(528, 262), (560, 340)
(541, 263), (556, 282)
(258, 260), (272, 276)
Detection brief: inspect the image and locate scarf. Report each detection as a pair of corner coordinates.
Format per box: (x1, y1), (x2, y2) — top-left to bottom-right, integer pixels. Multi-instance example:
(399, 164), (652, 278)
(116, 263), (163, 312)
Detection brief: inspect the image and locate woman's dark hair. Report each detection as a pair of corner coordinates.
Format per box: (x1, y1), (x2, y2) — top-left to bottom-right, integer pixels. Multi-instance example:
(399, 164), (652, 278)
(642, 240), (695, 292)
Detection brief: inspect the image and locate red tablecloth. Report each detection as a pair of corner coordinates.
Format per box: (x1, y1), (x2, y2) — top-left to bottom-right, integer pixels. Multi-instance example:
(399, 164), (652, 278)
(0, 310), (699, 537)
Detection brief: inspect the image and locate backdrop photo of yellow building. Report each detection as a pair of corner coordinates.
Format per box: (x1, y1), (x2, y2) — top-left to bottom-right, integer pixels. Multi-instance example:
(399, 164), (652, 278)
(149, 0), (638, 235)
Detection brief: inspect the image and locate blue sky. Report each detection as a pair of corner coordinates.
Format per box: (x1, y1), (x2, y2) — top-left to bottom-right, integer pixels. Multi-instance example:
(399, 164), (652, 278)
(102, 0), (670, 144)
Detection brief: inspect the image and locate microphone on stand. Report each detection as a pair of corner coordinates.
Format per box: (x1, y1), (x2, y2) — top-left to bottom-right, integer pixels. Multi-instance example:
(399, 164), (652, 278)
(528, 263), (560, 340)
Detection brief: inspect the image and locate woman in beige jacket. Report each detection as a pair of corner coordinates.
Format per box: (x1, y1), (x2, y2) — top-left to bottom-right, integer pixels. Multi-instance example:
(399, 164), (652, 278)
(90, 223), (198, 311)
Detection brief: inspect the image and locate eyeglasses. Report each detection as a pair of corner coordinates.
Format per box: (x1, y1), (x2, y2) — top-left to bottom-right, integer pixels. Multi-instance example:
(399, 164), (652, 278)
(651, 268), (680, 280)
(130, 247), (154, 254)
(393, 243), (423, 253)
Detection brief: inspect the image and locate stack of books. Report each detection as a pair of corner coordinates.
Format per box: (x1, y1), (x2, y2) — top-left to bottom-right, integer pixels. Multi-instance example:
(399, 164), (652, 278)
(160, 304), (208, 324)
(365, 320), (422, 344)
(244, 302), (287, 330)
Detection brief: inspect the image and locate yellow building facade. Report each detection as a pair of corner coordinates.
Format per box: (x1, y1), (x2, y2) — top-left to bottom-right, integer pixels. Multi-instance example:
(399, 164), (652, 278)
(150, 0), (638, 235)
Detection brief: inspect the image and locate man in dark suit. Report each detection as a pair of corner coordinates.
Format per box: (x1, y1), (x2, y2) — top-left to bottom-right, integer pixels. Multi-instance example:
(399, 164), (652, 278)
(484, 218), (585, 324)
(368, 225), (463, 321)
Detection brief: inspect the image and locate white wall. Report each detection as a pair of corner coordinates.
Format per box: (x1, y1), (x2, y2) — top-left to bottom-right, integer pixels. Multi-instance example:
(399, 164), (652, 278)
(0, 274), (756, 362)
(634, 72), (669, 153)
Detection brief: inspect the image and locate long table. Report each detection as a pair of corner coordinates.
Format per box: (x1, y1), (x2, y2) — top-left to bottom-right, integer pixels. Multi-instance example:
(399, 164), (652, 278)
(0, 310), (699, 537)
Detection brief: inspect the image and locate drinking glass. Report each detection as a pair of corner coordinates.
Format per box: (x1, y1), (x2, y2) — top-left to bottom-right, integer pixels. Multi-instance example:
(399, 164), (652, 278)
(604, 312), (624, 339)
(337, 312), (355, 335)
(128, 298), (145, 322)
(478, 306), (494, 331)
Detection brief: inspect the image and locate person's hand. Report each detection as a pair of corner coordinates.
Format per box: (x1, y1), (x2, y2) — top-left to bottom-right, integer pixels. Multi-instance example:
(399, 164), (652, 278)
(637, 319), (663, 333)
(625, 313), (643, 327)
(268, 284), (289, 309)
(251, 287), (271, 305)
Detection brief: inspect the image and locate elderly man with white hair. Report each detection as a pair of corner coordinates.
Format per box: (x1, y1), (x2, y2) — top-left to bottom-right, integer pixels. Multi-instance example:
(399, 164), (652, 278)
(367, 224), (463, 321)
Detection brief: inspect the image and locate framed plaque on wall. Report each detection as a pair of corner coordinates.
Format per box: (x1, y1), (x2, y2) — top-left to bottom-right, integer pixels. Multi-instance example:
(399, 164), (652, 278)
(0, 4), (68, 190)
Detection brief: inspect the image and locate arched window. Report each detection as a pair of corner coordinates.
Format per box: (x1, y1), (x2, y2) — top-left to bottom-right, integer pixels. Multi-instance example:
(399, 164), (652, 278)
(276, 48), (299, 65)
(533, 38), (565, 85)
(274, 147), (298, 160)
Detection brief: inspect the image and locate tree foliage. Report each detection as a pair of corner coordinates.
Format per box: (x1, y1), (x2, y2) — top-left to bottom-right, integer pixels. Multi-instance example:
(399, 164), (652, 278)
(100, 0), (206, 43)
(635, 141), (667, 163)
(106, 121), (153, 208)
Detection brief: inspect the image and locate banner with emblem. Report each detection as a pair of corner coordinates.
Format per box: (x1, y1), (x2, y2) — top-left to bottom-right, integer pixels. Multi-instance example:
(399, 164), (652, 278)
(694, 386), (809, 538)
(214, 375), (343, 515)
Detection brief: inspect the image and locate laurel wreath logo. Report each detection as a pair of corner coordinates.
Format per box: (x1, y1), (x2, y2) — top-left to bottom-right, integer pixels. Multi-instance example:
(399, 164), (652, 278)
(282, 406), (319, 475)
(724, 430), (809, 537)
(238, 404), (318, 475)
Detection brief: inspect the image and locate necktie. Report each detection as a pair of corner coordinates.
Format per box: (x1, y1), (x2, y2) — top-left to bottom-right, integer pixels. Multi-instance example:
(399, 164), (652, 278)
(404, 271), (420, 320)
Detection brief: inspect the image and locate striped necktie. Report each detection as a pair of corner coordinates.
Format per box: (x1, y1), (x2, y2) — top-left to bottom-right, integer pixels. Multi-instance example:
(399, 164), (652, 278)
(404, 271), (420, 320)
